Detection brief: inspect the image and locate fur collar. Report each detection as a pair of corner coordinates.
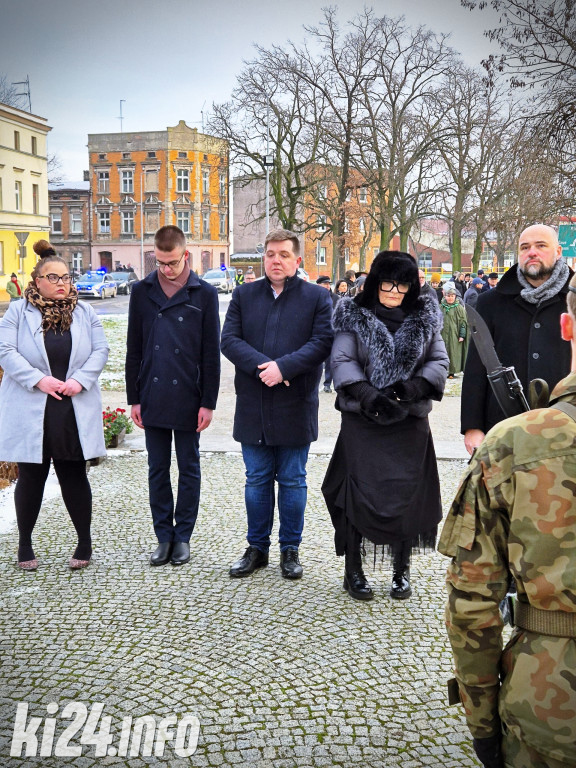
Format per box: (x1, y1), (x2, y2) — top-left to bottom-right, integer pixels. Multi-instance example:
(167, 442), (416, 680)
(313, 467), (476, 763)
(333, 295), (443, 389)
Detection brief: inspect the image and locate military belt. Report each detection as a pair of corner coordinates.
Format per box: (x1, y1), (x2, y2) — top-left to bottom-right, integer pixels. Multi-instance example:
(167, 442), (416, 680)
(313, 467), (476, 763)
(515, 601), (576, 638)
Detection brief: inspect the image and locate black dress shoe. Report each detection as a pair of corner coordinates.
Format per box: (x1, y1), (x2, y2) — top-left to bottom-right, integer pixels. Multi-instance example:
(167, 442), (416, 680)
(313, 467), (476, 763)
(280, 547), (303, 580)
(343, 570), (374, 601)
(150, 542), (173, 566)
(390, 568), (412, 599)
(229, 546), (268, 577)
(171, 542), (190, 566)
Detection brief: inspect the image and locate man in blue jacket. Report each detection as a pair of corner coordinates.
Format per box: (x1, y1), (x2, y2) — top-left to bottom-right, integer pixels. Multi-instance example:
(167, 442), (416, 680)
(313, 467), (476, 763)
(126, 226), (220, 567)
(221, 229), (333, 580)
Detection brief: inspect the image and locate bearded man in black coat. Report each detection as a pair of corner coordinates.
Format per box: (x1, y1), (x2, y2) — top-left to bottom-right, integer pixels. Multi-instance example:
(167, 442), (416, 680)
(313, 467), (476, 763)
(462, 224), (573, 455)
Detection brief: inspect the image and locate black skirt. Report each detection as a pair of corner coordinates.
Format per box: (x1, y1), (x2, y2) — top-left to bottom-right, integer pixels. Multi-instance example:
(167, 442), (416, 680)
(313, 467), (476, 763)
(322, 411), (442, 555)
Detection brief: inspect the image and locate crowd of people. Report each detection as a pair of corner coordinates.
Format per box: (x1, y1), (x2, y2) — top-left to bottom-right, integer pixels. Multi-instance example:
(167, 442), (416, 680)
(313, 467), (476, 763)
(0, 223), (573, 768)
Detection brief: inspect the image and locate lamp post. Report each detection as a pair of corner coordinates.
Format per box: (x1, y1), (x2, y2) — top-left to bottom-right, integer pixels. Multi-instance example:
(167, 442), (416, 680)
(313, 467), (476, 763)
(140, 169), (145, 279)
(263, 99), (274, 238)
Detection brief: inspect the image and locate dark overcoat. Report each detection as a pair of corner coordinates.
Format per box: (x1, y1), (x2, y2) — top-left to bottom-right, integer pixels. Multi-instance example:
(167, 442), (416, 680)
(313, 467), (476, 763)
(221, 274), (333, 446)
(461, 263), (573, 434)
(125, 270), (220, 430)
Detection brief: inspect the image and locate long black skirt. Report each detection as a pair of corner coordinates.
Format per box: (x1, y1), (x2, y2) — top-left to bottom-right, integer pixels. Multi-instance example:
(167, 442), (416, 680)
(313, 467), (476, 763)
(322, 411), (442, 556)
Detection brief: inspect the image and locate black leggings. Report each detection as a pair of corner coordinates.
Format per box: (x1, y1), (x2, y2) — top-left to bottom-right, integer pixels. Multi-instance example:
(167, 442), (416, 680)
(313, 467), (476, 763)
(15, 459), (92, 561)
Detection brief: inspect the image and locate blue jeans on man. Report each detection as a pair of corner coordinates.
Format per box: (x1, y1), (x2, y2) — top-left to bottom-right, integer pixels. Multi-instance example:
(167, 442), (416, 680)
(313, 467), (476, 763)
(229, 443), (309, 580)
(241, 444), (310, 552)
(145, 427), (201, 543)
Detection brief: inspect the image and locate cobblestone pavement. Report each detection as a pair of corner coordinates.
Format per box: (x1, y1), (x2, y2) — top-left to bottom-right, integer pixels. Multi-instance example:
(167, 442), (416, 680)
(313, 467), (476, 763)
(0, 448), (480, 768)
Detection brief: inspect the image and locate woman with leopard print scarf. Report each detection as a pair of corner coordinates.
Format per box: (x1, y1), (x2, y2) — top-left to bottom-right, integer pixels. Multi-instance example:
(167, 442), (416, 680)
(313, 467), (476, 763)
(0, 240), (109, 571)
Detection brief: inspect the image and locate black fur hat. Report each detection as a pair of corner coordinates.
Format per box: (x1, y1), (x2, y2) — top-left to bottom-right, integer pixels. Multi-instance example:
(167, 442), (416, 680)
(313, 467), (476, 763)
(357, 250), (420, 311)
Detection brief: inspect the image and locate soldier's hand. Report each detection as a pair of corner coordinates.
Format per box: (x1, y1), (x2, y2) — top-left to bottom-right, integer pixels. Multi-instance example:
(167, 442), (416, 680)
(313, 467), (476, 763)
(464, 429), (485, 456)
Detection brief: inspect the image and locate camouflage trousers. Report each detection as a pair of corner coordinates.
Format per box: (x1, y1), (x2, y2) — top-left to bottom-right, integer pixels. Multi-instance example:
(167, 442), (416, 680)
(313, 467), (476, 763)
(503, 732), (568, 768)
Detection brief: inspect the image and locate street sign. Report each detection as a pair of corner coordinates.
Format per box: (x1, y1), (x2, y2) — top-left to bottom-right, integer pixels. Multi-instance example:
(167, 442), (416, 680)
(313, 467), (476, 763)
(14, 232), (29, 247)
(559, 223), (576, 259)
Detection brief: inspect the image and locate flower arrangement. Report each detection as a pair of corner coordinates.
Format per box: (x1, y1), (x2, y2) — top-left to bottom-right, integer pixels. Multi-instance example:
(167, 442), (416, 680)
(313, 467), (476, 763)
(103, 407), (133, 448)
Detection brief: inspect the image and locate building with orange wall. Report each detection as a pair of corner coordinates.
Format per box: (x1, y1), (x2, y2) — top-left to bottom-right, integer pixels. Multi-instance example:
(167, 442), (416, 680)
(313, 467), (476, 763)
(88, 121), (229, 276)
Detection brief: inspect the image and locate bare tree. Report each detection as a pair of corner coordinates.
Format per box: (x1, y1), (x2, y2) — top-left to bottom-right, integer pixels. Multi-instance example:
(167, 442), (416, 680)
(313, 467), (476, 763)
(355, 17), (457, 253)
(462, 0), (576, 176)
(209, 49), (323, 231)
(0, 75), (23, 107)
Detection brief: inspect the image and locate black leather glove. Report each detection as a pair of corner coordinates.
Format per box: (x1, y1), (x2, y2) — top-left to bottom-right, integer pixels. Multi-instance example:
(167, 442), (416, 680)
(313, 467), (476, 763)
(392, 377), (432, 402)
(472, 735), (504, 768)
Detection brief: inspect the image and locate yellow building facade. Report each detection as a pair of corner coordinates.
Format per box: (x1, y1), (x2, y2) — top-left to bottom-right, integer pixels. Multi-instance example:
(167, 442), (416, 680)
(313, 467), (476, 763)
(0, 102), (51, 301)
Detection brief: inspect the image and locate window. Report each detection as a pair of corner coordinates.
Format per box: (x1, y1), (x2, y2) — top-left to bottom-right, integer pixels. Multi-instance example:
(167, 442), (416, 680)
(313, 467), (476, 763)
(70, 210), (83, 234)
(202, 169), (209, 195)
(122, 152), (131, 160)
(219, 213), (226, 237)
(121, 170), (133, 194)
(316, 246), (327, 265)
(121, 211), (134, 234)
(177, 169), (189, 193)
(147, 151), (156, 158)
(345, 189), (351, 202)
(14, 131), (20, 150)
(97, 171), (109, 193)
(344, 247), (350, 264)
(145, 210), (159, 232)
(343, 217), (349, 233)
(31, 136), (37, 155)
(144, 169), (158, 192)
(98, 153), (106, 161)
(317, 215), (327, 232)
(202, 211), (210, 236)
(219, 173), (226, 198)
(176, 211), (190, 233)
(14, 181), (22, 212)
(178, 151), (187, 159)
(359, 217), (365, 234)
(98, 211), (110, 234)
(32, 185), (39, 215)
(51, 211), (62, 233)
(359, 187), (367, 204)
(319, 185), (328, 200)
(72, 252), (83, 273)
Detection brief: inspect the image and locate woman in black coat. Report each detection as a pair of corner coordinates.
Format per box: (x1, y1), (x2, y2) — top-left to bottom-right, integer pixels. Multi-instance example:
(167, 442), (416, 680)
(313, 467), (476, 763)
(322, 251), (449, 601)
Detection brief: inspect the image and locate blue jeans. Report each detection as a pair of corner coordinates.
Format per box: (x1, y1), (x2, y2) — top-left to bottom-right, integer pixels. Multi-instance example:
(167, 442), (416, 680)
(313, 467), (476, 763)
(145, 427), (201, 543)
(241, 444), (310, 553)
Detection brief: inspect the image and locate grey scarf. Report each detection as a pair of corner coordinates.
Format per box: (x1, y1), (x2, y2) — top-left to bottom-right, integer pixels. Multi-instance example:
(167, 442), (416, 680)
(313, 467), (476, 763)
(517, 258), (570, 304)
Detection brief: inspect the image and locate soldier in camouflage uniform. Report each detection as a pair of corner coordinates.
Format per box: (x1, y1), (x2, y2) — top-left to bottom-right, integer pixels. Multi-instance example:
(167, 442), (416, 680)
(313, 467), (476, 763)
(439, 275), (576, 768)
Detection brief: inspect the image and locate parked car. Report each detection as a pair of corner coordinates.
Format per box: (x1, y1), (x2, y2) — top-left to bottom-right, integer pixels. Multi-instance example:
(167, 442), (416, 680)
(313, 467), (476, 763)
(75, 271), (117, 299)
(297, 267), (310, 281)
(109, 271), (139, 295)
(201, 268), (235, 293)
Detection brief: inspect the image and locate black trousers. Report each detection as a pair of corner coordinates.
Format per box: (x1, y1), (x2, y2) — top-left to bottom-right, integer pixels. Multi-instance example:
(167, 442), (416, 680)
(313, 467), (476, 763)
(15, 459), (92, 560)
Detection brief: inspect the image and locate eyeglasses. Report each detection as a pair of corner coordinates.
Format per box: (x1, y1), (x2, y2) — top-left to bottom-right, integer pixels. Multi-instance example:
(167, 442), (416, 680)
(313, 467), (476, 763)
(38, 273), (72, 284)
(155, 253), (186, 270)
(379, 280), (410, 294)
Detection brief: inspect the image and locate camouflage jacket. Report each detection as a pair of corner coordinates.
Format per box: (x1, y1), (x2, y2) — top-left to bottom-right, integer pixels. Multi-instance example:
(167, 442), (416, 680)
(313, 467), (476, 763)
(439, 373), (576, 764)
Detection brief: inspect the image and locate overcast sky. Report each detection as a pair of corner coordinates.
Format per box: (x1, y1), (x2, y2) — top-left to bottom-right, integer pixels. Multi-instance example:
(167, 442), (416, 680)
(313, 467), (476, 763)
(1, 0), (501, 182)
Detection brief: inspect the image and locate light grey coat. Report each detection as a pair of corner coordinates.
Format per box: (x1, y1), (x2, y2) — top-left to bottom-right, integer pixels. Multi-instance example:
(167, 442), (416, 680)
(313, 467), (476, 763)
(0, 299), (109, 463)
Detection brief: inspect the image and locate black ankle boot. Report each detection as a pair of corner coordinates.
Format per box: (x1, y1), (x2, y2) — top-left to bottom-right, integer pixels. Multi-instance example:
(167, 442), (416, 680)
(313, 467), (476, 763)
(343, 523), (374, 601)
(390, 541), (412, 599)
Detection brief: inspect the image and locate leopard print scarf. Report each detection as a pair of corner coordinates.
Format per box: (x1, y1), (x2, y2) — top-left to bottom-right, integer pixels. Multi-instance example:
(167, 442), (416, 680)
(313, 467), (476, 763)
(24, 282), (79, 334)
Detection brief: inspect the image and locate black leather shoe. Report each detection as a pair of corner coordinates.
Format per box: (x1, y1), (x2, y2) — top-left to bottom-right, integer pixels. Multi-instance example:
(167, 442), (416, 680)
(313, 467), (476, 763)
(343, 570), (374, 600)
(280, 547), (303, 580)
(390, 568), (412, 599)
(229, 546), (269, 577)
(150, 542), (173, 566)
(171, 542), (190, 566)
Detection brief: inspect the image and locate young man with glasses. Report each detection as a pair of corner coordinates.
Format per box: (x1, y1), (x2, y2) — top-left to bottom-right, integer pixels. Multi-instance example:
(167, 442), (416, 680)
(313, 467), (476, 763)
(125, 225), (221, 567)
